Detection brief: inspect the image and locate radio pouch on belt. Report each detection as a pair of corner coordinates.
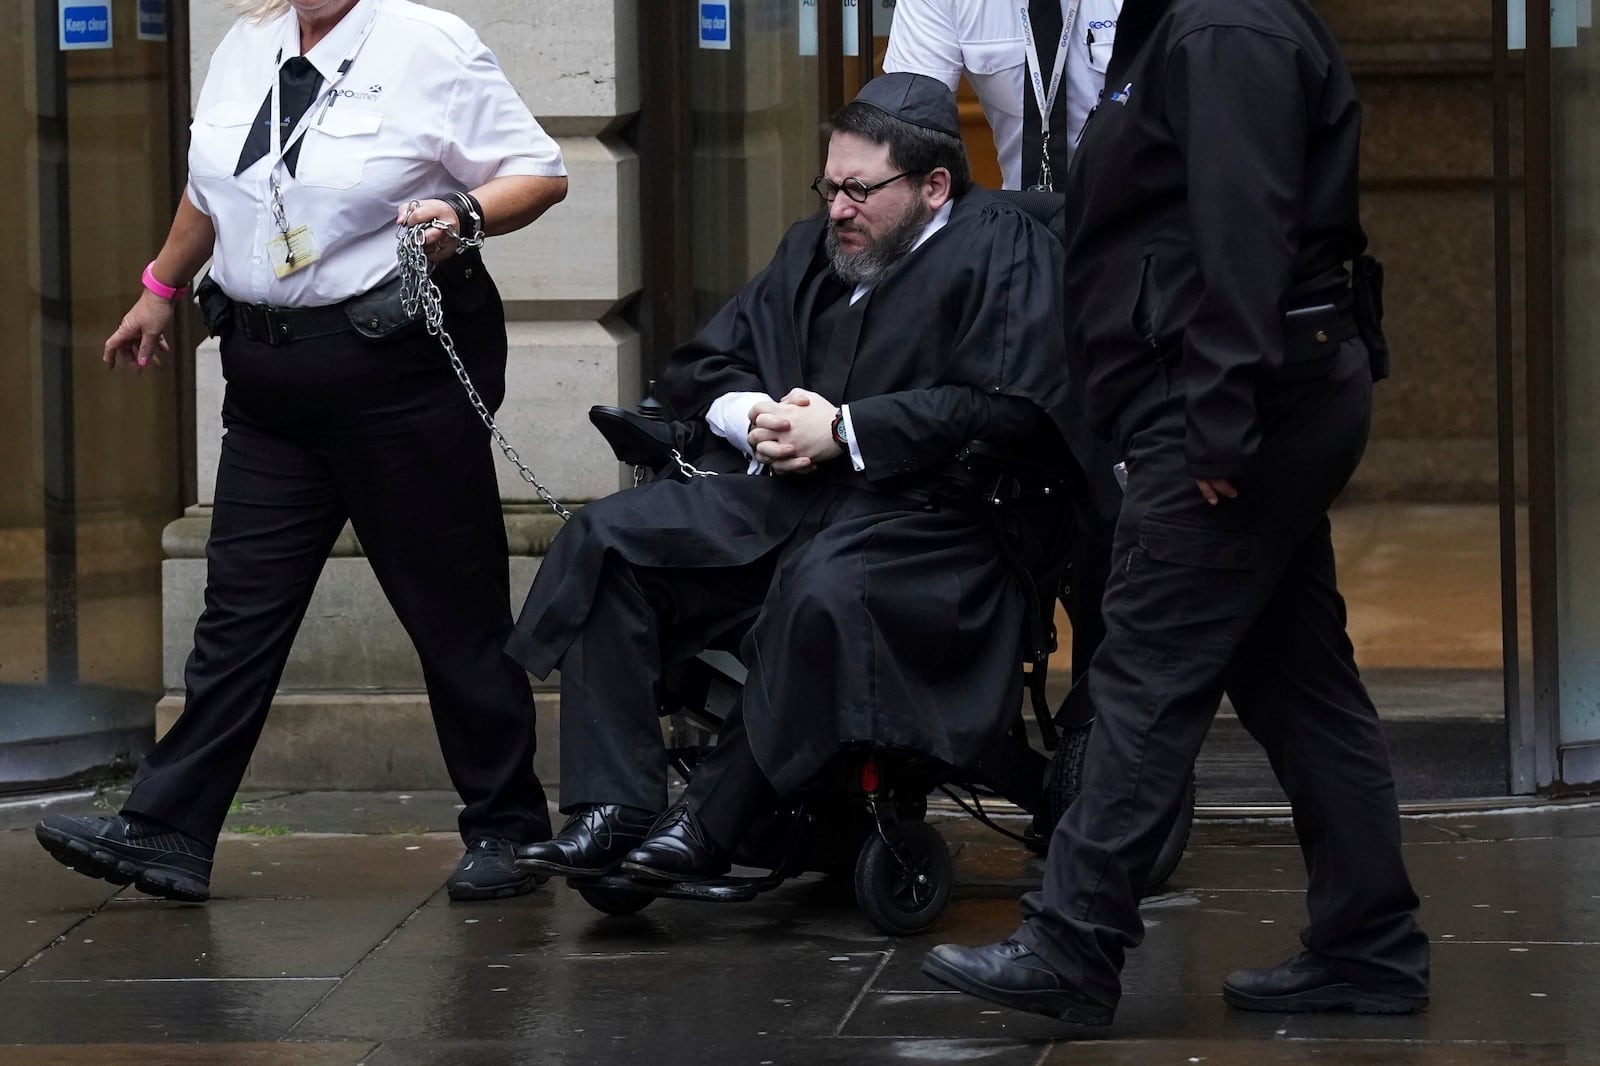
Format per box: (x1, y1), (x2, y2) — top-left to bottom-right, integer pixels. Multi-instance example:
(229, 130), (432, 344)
(1352, 253), (1390, 382)
(194, 274), (233, 338)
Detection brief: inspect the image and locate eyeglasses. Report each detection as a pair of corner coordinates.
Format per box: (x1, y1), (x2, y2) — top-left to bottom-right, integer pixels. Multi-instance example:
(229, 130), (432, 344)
(810, 171), (918, 203)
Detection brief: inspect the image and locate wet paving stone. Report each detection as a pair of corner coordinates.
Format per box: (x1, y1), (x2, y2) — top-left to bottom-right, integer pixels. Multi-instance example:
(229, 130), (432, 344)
(0, 976), (336, 1044)
(0, 800), (1594, 1062)
(1185, 817), (1465, 848)
(1282, 939), (1600, 1052)
(220, 791), (474, 837)
(205, 833), (463, 900)
(1415, 803), (1600, 842)
(17, 896), (427, 982)
(359, 1035), (1050, 1066)
(291, 879), (890, 1045)
(0, 1044), (376, 1066)
(0, 791), (107, 832)
(0, 830), (122, 977)
(1040, 1039), (1573, 1064)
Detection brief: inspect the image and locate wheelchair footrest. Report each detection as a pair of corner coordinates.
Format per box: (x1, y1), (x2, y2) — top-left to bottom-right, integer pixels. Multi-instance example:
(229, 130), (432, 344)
(582, 872), (764, 903)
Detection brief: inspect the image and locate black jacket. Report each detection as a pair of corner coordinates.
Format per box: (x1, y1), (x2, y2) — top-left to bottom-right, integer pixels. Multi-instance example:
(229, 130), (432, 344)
(1064, 0), (1365, 478)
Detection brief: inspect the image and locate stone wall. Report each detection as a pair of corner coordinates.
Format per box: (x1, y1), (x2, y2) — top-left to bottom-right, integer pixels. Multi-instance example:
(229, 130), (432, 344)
(1317, 0), (1516, 501)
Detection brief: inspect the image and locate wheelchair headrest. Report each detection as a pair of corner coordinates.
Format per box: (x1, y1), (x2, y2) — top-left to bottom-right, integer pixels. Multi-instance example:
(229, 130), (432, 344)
(987, 189), (1066, 246)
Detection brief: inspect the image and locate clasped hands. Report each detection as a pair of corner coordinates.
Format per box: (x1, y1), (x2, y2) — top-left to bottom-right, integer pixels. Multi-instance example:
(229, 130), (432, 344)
(746, 388), (842, 475)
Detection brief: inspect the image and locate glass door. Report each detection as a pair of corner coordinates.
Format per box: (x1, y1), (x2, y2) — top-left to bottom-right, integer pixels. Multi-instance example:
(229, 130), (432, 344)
(636, 0), (902, 366)
(2, 0), (186, 789)
(1550, 0), (1600, 786)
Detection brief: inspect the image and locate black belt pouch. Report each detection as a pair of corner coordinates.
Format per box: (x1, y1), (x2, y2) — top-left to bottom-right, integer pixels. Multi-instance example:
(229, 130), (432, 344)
(345, 247), (494, 342)
(194, 274), (233, 338)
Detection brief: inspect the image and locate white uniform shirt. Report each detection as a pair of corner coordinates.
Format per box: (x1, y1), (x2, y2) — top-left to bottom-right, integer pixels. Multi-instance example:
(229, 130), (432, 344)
(187, 0), (565, 308)
(884, 0), (1122, 190)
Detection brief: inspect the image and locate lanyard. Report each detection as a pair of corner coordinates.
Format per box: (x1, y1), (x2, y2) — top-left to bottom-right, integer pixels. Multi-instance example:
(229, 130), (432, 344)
(266, 1), (382, 240)
(1018, 0), (1080, 190)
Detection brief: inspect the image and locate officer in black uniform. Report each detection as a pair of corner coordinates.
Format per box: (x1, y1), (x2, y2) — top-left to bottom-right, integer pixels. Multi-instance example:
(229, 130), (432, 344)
(922, 0), (1431, 1025)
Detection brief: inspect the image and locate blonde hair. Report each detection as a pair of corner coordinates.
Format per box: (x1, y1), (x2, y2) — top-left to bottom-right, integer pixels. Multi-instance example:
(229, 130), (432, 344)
(234, 0), (289, 21)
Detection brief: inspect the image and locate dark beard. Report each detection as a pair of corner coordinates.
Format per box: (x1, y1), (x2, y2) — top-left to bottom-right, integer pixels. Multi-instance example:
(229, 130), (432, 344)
(825, 198), (933, 286)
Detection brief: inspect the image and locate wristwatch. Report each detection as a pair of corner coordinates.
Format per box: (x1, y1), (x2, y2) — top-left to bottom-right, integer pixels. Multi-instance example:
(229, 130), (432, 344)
(830, 410), (848, 447)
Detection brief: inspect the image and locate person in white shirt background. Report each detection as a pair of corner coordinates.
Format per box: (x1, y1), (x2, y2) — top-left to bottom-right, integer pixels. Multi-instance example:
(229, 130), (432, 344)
(884, 0), (1122, 191)
(34, 0), (568, 905)
(886, 0), (1125, 689)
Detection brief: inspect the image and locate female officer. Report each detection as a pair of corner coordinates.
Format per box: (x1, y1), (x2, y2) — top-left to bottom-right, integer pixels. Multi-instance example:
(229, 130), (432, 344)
(34, 0), (567, 903)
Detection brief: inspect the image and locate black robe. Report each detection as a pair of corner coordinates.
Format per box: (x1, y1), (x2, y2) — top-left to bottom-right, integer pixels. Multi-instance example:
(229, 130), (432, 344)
(506, 190), (1070, 794)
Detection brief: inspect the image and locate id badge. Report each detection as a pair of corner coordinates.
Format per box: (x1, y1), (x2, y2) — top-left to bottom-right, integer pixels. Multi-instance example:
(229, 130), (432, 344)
(268, 225), (321, 278)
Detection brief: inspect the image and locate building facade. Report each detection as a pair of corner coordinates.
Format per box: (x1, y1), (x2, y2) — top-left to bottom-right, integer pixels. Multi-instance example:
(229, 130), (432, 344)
(4, 0), (1595, 798)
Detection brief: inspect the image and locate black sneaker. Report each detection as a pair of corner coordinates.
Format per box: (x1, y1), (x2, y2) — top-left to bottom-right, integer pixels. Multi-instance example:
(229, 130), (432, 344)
(447, 837), (548, 901)
(35, 814), (213, 903)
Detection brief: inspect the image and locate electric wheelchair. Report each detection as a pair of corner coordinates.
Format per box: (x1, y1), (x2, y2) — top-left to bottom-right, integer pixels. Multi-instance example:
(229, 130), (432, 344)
(563, 192), (1195, 936)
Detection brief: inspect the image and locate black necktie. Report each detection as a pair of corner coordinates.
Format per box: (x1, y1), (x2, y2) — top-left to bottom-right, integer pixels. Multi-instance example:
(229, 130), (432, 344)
(234, 56), (324, 177)
(1021, 0), (1069, 190)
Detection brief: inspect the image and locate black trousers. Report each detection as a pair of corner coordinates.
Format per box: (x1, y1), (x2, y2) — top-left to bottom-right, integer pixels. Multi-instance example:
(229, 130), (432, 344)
(1015, 342), (1429, 1007)
(556, 552), (778, 846)
(122, 315), (551, 848)
(1062, 426), (1122, 680)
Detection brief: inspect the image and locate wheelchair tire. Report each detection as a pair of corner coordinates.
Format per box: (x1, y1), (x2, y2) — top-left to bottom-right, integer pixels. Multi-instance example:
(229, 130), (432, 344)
(854, 820), (953, 937)
(575, 882), (654, 918)
(1047, 720), (1195, 895)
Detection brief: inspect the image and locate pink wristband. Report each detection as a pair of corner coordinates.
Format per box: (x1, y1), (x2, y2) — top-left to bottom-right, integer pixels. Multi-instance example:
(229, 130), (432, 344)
(141, 261), (188, 301)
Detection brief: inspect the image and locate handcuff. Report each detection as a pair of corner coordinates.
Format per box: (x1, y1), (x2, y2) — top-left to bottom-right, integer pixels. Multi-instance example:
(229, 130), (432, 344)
(433, 190), (486, 253)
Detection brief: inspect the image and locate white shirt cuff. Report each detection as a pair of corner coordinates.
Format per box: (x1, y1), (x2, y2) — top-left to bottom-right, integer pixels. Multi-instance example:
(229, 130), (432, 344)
(706, 391), (774, 475)
(840, 404), (865, 472)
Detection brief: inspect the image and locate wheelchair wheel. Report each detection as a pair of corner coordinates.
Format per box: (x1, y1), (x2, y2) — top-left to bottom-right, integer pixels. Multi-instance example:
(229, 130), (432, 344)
(575, 882), (654, 917)
(854, 820), (953, 937)
(1047, 720), (1194, 895)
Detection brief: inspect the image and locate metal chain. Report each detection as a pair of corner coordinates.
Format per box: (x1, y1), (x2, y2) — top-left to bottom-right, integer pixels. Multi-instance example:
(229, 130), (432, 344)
(397, 203), (716, 518)
(398, 204), (573, 521)
(669, 448), (719, 479)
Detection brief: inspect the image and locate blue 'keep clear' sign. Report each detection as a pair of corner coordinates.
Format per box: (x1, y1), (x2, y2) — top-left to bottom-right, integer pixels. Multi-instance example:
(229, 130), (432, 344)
(699, 3), (731, 50)
(60, 1), (113, 50)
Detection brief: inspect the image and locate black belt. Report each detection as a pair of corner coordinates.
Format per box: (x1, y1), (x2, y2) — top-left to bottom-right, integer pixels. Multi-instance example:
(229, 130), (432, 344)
(232, 299), (354, 347)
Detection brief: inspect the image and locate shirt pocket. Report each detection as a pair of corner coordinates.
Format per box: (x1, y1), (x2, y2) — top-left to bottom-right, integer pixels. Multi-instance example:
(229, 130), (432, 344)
(1087, 37), (1115, 73)
(294, 109), (384, 190)
(189, 100), (260, 178)
(959, 38), (1027, 117)
(1085, 11), (1117, 73)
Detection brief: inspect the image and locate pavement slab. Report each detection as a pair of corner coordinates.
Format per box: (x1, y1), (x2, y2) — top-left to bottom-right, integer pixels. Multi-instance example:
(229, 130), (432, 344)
(0, 1045), (377, 1066)
(0, 831), (122, 979)
(1, 797), (1595, 1062)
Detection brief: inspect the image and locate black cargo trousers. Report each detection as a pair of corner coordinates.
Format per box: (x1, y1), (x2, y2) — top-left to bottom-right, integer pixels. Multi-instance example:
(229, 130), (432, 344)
(1014, 338), (1430, 1009)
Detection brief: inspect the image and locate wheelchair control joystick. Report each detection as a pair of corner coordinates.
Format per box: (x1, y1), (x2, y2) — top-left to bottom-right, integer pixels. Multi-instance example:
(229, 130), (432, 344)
(637, 380), (665, 422)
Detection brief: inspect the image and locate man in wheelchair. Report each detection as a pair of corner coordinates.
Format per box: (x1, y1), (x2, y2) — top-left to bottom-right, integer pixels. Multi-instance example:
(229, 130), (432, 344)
(506, 74), (1071, 893)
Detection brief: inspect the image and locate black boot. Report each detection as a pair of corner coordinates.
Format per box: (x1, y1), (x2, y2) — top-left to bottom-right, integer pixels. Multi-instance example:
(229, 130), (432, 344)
(514, 804), (657, 877)
(620, 803), (731, 882)
(922, 941), (1114, 1025)
(1223, 952), (1428, 1014)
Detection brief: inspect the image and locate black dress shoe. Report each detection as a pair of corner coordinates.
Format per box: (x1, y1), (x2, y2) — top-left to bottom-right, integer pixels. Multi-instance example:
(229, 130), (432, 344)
(35, 814), (212, 903)
(922, 941), (1114, 1025)
(1223, 952), (1428, 1014)
(514, 804), (657, 877)
(620, 803), (731, 883)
